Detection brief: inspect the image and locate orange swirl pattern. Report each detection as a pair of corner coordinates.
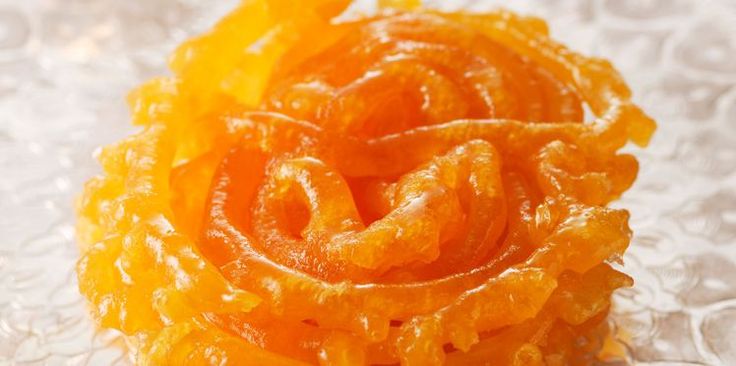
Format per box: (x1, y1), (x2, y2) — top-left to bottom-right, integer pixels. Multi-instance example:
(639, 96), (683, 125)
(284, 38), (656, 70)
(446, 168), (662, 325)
(75, 0), (656, 365)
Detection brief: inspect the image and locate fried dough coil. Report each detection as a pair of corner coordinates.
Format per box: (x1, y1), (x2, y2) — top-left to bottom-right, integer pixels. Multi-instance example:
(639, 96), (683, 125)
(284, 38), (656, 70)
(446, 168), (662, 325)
(76, 1), (655, 365)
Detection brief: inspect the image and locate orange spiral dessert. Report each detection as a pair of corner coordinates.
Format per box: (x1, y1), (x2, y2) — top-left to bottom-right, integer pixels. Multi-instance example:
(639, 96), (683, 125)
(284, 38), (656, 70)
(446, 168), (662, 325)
(76, 0), (656, 365)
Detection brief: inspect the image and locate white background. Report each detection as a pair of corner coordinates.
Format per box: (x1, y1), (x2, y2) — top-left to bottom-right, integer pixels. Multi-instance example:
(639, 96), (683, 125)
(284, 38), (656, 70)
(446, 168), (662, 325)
(0, 0), (735, 364)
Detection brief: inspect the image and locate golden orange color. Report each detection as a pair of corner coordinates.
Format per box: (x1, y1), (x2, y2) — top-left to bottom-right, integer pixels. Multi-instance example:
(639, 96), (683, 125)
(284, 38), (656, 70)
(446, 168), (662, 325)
(75, 0), (656, 365)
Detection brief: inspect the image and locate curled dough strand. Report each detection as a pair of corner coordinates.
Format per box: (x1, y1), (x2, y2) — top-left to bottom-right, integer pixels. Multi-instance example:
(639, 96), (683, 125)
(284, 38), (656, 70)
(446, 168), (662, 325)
(76, 1), (655, 365)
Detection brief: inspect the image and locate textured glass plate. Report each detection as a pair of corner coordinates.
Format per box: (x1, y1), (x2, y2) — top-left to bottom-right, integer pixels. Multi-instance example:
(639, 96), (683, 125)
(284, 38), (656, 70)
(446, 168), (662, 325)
(0, 0), (735, 364)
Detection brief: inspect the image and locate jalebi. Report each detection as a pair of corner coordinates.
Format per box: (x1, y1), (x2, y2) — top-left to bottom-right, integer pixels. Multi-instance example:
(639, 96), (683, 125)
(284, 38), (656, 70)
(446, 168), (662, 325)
(76, 0), (656, 365)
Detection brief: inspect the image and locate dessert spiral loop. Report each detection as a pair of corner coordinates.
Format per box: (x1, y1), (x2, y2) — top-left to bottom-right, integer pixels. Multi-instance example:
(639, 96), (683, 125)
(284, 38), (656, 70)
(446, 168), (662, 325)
(76, 1), (655, 365)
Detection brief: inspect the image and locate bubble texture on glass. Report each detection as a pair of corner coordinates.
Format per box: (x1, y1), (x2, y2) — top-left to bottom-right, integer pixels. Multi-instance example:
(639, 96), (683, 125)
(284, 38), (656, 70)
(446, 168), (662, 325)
(0, 0), (734, 365)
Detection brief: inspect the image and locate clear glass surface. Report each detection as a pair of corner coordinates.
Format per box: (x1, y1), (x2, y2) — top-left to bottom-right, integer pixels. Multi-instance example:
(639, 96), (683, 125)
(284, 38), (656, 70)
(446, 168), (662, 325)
(0, 0), (734, 364)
